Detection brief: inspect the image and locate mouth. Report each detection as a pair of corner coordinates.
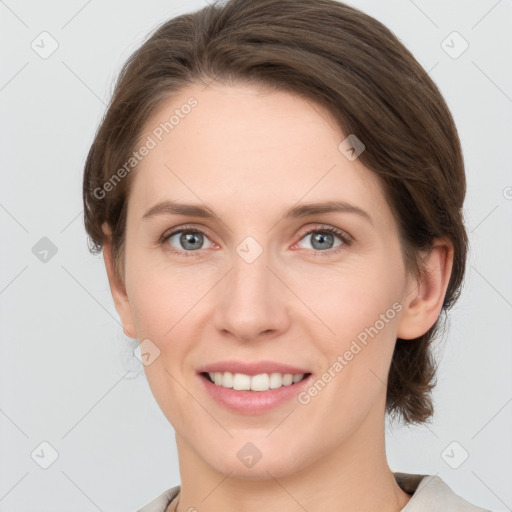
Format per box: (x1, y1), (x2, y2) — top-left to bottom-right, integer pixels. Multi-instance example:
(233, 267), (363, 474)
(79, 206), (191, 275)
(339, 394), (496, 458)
(200, 371), (312, 392)
(198, 370), (314, 414)
(196, 360), (314, 413)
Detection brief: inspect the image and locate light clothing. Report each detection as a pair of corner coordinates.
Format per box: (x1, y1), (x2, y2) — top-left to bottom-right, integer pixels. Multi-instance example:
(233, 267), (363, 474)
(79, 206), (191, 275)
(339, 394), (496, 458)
(137, 472), (492, 512)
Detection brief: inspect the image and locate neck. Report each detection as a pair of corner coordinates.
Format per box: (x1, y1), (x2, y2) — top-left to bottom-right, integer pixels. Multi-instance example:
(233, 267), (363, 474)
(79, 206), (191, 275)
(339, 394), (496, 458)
(172, 401), (411, 512)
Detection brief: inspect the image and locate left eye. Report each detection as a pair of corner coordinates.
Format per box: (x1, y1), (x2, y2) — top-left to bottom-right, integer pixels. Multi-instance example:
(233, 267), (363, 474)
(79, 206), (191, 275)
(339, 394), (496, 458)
(295, 227), (349, 252)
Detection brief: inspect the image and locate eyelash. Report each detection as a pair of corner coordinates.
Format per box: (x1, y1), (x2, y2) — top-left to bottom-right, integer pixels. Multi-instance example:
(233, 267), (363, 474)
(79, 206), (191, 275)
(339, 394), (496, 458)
(159, 224), (353, 258)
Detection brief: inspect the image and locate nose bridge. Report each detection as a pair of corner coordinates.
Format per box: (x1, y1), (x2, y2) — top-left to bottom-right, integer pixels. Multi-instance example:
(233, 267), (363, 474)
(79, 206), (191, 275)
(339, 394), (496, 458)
(232, 241), (272, 298)
(214, 234), (289, 340)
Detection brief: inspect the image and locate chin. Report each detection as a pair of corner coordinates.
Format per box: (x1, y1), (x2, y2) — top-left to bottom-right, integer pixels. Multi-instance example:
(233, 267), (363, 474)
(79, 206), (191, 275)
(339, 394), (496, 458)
(202, 443), (312, 481)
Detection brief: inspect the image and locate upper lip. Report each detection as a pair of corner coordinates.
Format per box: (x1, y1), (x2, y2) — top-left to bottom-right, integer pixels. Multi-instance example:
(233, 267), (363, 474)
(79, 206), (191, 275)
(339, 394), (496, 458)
(197, 360), (311, 376)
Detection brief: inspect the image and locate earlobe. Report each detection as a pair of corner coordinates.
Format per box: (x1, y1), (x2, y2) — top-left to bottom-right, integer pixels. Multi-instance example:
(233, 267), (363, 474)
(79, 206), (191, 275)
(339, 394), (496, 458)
(396, 238), (454, 340)
(101, 223), (137, 339)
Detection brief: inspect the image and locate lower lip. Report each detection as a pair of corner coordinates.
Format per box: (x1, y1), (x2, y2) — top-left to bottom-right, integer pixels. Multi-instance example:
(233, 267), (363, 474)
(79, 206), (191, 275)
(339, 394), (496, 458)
(198, 373), (313, 414)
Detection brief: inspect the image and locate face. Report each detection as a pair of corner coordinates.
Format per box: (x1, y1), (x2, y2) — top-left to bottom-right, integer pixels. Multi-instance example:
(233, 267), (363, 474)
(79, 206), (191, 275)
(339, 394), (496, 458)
(109, 81), (425, 479)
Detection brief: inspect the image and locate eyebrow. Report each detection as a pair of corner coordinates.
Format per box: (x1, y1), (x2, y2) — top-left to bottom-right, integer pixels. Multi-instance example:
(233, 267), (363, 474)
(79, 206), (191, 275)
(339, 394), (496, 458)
(141, 200), (373, 226)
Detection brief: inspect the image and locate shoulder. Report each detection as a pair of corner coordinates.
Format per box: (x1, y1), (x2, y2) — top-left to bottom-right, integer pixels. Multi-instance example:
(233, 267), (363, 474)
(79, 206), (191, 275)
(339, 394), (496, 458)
(136, 476), (493, 512)
(395, 473), (492, 512)
(136, 485), (180, 512)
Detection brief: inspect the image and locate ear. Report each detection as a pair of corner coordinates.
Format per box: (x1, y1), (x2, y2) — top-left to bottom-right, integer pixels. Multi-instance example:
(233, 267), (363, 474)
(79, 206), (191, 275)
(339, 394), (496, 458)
(396, 238), (454, 340)
(101, 222), (137, 339)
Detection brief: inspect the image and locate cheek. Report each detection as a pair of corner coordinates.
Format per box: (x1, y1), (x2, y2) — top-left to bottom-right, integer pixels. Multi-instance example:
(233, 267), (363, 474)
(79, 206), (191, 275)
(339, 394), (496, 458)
(306, 320), (399, 444)
(125, 262), (211, 374)
(125, 248), (192, 335)
(307, 266), (402, 410)
(298, 262), (401, 341)
(129, 281), (172, 338)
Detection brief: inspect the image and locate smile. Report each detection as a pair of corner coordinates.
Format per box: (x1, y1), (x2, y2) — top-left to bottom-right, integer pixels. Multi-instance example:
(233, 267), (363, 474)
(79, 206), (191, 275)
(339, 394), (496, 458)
(203, 371), (309, 391)
(198, 371), (313, 414)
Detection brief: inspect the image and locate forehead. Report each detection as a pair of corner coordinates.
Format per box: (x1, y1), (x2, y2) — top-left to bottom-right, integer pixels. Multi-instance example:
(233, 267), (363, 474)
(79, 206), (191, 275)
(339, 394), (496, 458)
(127, 82), (388, 226)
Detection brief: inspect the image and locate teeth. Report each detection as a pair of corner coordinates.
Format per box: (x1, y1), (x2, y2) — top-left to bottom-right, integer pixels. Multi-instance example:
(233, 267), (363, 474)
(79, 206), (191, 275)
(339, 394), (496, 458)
(207, 371), (306, 391)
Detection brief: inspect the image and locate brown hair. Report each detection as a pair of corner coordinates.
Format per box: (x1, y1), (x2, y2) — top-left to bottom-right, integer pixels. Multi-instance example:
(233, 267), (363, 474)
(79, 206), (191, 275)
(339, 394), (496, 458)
(83, 0), (468, 426)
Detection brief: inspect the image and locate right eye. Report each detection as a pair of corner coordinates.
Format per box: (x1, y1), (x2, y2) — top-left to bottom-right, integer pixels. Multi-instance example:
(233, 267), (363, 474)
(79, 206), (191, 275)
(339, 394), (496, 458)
(162, 227), (215, 256)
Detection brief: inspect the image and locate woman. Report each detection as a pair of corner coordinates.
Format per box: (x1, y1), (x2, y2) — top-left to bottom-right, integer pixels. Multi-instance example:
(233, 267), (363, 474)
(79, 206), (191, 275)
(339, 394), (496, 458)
(82, 0), (490, 510)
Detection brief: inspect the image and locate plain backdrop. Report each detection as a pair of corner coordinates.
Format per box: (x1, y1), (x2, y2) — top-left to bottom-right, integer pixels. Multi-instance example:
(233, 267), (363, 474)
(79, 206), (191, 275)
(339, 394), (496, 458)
(1, 1), (511, 511)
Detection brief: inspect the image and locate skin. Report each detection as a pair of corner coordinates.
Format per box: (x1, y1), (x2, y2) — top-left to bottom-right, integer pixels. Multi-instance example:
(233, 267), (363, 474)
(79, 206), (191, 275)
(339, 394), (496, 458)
(102, 81), (454, 512)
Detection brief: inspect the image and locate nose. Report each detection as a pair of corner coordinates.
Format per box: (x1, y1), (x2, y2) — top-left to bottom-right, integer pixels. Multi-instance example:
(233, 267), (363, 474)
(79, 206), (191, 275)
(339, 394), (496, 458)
(213, 246), (291, 343)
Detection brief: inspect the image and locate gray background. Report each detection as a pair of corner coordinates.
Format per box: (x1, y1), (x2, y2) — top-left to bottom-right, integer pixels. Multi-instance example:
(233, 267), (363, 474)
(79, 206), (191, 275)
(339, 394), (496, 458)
(1, 1), (511, 511)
